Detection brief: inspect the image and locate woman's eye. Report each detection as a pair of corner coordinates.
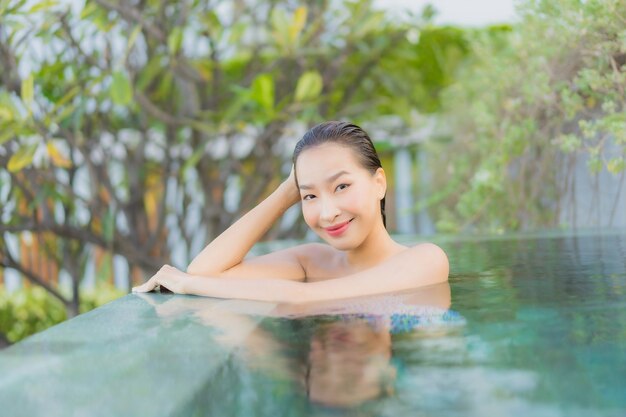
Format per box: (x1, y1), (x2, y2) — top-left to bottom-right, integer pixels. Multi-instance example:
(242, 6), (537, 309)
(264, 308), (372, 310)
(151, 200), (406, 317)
(302, 194), (315, 201)
(336, 184), (349, 192)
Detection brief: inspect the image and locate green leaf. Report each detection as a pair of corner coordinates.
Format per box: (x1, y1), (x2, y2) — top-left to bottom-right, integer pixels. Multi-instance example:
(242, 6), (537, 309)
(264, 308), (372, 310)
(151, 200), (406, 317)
(52, 103), (77, 124)
(3, 0), (28, 16)
(126, 25), (142, 56)
(270, 8), (290, 50)
(352, 11), (385, 38)
(80, 2), (98, 19)
(103, 210), (115, 244)
(21, 74), (34, 107)
(288, 7), (307, 44)
(251, 73), (274, 111)
(89, 5), (114, 32)
(607, 157), (625, 174)
(28, 0), (58, 13)
(181, 147), (204, 175)
(0, 105), (13, 121)
(188, 120), (215, 135)
(554, 134), (581, 153)
(294, 71), (323, 102)
(0, 127), (15, 145)
(587, 154), (603, 173)
(110, 71), (132, 106)
(202, 10), (222, 39)
(8, 144), (37, 172)
(154, 72), (173, 100)
(221, 88), (250, 122)
(47, 142), (72, 168)
(54, 86), (81, 108)
(168, 27), (183, 55)
(228, 22), (246, 44)
(136, 55), (163, 91)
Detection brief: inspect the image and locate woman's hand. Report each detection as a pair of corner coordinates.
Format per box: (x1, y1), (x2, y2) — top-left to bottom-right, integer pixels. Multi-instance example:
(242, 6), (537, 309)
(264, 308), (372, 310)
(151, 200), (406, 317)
(279, 165), (300, 207)
(132, 265), (194, 294)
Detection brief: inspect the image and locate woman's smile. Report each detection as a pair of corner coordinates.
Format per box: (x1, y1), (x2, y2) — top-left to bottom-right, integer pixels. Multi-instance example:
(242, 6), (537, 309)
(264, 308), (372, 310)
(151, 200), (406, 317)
(324, 219), (354, 237)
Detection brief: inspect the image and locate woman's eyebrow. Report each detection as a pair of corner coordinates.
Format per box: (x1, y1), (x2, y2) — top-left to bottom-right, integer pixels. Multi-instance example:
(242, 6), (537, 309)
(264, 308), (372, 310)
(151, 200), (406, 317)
(299, 170), (350, 190)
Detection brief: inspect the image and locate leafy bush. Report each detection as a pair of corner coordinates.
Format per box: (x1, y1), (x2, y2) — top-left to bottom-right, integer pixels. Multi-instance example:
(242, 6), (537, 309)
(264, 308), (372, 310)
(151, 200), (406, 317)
(0, 284), (125, 345)
(429, 0), (626, 232)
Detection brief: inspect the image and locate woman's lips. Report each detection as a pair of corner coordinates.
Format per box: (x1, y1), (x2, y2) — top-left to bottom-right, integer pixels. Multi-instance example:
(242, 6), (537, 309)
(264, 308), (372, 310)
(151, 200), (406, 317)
(324, 219), (353, 237)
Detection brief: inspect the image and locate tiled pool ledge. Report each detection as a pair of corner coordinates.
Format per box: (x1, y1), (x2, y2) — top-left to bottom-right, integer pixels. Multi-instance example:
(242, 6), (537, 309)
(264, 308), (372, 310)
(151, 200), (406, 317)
(0, 295), (247, 416)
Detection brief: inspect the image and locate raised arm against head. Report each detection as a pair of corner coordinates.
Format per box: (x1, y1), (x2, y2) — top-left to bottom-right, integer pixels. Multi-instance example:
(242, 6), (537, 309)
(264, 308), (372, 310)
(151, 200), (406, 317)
(136, 121), (452, 301)
(186, 170), (304, 280)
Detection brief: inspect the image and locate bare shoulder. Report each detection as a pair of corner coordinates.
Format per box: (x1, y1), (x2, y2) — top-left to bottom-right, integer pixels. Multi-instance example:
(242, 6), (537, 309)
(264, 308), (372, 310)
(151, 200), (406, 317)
(394, 242), (449, 281)
(408, 242), (448, 256)
(290, 242), (337, 262)
(290, 242), (346, 280)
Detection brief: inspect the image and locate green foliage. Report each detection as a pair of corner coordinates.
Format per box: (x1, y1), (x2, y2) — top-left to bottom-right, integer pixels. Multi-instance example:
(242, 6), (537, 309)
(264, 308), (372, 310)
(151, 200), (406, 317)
(294, 71), (323, 102)
(110, 71), (133, 106)
(0, 286), (66, 344)
(0, 284), (125, 344)
(430, 0), (626, 233)
(78, 283), (126, 314)
(7, 143), (37, 172)
(344, 25), (470, 120)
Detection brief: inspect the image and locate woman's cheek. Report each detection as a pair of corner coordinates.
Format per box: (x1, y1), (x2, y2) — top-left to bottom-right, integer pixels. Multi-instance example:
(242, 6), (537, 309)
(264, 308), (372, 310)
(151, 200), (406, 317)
(340, 193), (362, 213)
(301, 204), (318, 228)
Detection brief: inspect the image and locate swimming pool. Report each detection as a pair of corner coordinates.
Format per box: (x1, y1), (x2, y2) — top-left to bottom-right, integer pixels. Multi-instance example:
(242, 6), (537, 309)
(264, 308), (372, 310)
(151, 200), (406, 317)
(1, 231), (625, 416)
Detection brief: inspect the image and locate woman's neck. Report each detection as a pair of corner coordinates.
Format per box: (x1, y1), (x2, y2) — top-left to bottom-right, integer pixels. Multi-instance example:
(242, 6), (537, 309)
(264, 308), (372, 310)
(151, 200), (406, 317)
(345, 223), (405, 271)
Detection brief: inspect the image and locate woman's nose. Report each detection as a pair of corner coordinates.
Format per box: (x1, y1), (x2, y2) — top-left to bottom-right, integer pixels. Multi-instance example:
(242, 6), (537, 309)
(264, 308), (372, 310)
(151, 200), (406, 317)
(319, 199), (341, 223)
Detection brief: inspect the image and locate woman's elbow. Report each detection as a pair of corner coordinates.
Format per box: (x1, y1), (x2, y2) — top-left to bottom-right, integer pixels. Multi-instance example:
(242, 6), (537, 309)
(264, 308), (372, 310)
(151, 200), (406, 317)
(186, 262), (212, 276)
(186, 263), (200, 275)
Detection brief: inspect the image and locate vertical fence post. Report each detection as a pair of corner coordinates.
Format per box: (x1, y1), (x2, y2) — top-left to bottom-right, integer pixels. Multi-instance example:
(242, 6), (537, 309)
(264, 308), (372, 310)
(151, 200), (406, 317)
(394, 147), (415, 234)
(416, 145), (435, 235)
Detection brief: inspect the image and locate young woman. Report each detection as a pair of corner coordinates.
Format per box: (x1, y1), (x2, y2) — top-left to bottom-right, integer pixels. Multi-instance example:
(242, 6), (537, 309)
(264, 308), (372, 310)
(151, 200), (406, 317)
(132, 121), (449, 303)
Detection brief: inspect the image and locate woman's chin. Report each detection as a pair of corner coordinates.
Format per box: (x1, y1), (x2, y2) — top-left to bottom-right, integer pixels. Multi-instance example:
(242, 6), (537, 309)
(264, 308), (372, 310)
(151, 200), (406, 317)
(323, 237), (358, 251)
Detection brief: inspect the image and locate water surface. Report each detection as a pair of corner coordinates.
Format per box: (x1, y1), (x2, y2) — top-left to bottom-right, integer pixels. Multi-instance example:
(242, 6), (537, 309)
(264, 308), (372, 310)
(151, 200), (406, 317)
(1, 231), (625, 416)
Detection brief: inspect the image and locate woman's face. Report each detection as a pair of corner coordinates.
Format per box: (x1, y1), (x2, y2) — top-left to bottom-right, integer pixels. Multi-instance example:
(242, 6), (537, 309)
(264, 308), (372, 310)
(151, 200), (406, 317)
(295, 143), (386, 251)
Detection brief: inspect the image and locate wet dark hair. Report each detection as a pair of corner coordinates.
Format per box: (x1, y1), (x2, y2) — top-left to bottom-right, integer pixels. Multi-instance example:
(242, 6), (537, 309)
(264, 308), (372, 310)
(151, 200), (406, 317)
(292, 121), (386, 228)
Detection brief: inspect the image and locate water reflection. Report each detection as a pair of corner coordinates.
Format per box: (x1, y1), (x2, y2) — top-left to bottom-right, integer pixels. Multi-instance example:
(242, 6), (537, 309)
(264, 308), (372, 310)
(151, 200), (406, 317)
(304, 319), (395, 407)
(136, 282), (463, 409)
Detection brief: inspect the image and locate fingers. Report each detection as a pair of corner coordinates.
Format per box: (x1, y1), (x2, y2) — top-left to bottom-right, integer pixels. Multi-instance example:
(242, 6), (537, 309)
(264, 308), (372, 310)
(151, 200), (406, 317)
(161, 265), (180, 275)
(132, 280), (157, 293)
(132, 274), (160, 293)
(131, 265), (184, 294)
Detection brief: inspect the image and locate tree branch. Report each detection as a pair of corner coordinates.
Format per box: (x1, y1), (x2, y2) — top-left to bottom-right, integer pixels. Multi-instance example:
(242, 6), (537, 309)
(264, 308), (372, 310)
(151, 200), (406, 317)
(0, 251), (70, 306)
(0, 222), (161, 272)
(94, 0), (166, 42)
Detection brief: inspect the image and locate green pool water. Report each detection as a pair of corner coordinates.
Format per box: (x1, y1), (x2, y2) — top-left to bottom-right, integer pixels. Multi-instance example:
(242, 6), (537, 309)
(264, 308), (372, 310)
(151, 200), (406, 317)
(1, 231), (625, 416)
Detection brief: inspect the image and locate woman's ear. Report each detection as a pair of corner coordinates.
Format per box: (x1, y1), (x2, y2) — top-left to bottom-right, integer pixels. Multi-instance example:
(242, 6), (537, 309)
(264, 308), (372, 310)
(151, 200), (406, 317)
(374, 167), (387, 200)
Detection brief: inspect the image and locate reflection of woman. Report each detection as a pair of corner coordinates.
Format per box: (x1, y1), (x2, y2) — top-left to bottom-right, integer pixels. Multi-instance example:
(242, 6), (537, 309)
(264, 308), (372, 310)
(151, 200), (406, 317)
(303, 319), (396, 407)
(137, 282), (455, 408)
(133, 121), (448, 303)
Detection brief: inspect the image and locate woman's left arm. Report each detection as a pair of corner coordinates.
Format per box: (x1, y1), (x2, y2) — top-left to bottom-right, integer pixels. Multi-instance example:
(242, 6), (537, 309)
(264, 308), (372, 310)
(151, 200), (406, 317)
(132, 243), (449, 304)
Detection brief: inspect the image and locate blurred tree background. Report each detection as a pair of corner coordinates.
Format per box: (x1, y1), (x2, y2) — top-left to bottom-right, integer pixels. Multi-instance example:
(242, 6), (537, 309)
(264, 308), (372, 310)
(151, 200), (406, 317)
(431, 0), (626, 233)
(0, 0), (625, 344)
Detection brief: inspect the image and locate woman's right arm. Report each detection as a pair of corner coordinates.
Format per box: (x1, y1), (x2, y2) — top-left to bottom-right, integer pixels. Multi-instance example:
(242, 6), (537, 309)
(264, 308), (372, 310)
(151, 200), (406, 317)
(186, 171), (307, 281)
